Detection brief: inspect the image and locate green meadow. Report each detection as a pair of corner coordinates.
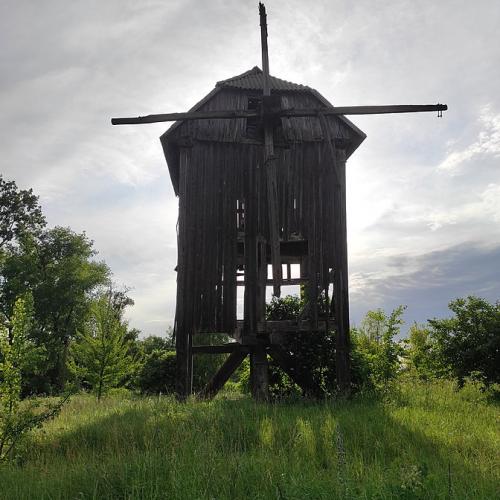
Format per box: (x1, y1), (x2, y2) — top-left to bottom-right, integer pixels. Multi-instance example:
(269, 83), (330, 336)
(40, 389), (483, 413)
(0, 379), (498, 500)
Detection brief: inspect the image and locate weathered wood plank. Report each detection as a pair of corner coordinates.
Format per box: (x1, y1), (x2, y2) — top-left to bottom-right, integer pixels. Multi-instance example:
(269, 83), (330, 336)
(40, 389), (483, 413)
(192, 344), (250, 354)
(235, 277), (308, 286)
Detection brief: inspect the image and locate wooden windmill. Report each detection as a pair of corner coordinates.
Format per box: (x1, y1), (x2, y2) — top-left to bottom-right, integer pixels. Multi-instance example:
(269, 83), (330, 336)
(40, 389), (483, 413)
(112, 3), (447, 400)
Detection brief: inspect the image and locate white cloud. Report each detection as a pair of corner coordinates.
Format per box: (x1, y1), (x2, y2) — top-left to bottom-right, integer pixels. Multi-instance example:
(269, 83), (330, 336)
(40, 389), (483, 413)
(438, 106), (500, 173)
(2, 0), (500, 333)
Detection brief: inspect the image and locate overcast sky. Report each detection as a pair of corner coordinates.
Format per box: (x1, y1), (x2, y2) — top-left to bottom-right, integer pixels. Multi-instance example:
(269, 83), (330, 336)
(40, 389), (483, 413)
(1, 0), (499, 336)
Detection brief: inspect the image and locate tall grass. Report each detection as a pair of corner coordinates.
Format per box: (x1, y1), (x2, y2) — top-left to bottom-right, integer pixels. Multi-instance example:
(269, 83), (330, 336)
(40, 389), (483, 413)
(0, 380), (498, 499)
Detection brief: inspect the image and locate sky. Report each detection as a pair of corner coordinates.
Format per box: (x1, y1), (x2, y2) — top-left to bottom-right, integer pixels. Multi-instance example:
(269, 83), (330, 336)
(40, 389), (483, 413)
(1, 0), (499, 336)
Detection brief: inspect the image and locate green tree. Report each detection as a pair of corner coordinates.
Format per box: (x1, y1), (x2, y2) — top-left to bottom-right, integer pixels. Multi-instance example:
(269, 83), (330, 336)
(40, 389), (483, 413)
(352, 306), (406, 388)
(140, 334), (173, 357)
(403, 323), (440, 380)
(136, 350), (176, 395)
(0, 175), (45, 249)
(0, 296), (67, 461)
(428, 296), (500, 387)
(69, 295), (136, 400)
(0, 227), (110, 391)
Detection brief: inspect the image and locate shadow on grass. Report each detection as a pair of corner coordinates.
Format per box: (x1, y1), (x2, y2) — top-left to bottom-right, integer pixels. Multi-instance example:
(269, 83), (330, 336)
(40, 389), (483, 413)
(0, 392), (497, 499)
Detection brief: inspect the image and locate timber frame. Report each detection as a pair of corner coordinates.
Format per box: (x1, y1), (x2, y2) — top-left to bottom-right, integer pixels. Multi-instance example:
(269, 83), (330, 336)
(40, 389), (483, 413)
(111, 3), (447, 401)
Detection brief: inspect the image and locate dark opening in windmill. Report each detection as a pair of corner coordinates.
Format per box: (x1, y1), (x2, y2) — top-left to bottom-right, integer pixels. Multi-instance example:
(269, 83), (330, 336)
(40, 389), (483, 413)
(111, 3), (447, 401)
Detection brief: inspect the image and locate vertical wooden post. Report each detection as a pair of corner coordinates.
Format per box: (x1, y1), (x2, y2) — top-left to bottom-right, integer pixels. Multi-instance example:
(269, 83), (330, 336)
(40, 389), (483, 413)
(251, 347), (269, 401)
(335, 148), (351, 393)
(244, 151), (269, 400)
(260, 2), (282, 298)
(175, 147), (193, 399)
(318, 114), (351, 393)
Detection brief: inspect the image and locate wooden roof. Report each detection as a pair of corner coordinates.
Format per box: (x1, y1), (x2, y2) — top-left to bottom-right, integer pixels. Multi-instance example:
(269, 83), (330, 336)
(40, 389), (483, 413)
(161, 68), (366, 194)
(216, 66), (312, 92)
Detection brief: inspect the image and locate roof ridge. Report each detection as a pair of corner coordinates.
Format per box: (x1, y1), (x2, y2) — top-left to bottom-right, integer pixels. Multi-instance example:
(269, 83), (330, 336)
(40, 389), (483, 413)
(216, 66), (262, 86)
(216, 67), (313, 92)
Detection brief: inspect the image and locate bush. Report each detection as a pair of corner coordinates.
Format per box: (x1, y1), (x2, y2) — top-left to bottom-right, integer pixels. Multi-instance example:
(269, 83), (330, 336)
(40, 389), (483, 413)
(136, 337), (232, 395)
(351, 306), (406, 390)
(0, 296), (68, 462)
(136, 350), (176, 395)
(428, 296), (500, 388)
(264, 295), (363, 398)
(402, 323), (442, 380)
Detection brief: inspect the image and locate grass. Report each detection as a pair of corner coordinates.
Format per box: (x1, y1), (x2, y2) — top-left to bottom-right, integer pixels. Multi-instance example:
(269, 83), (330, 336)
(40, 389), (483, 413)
(0, 380), (498, 499)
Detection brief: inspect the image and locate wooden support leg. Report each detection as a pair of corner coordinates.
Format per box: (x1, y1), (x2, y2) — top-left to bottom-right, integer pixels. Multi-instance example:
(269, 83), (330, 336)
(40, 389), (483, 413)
(175, 328), (192, 400)
(250, 347), (269, 401)
(198, 350), (248, 400)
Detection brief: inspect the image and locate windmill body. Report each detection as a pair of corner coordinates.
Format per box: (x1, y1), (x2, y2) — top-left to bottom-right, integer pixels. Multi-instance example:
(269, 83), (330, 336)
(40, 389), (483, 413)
(112, 3), (446, 400)
(161, 67), (364, 399)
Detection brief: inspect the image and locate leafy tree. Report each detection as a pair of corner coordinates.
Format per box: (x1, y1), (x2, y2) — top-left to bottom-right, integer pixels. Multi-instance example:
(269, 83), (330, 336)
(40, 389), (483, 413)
(0, 296), (67, 461)
(352, 306), (406, 388)
(0, 227), (110, 390)
(0, 175), (45, 249)
(136, 350), (176, 394)
(403, 323), (441, 380)
(428, 296), (500, 387)
(136, 331), (230, 395)
(69, 295), (136, 400)
(140, 334), (174, 357)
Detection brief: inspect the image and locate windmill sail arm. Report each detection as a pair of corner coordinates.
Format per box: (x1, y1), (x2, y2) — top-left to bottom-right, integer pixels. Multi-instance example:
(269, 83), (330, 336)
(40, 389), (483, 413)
(282, 104), (447, 117)
(111, 104), (447, 125)
(111, 109), (258, 125)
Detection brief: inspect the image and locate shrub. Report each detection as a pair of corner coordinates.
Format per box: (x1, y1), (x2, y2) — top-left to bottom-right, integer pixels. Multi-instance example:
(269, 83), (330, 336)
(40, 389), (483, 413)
(351, 306), (406, 389)
(0, 296), (68, 462)
(402, 323), (441, 380)
(136, 350), (176, 395)
(428, 296), (500, 388)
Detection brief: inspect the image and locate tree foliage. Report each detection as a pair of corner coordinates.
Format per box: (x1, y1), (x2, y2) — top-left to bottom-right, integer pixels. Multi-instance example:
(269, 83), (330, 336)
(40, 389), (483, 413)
(69, 295), (136, 400)
(0, 227), (110, 391)
(428, 296), (500, 387)
(352, 306), (406, 388)
(136, 350), (176, 395)
(403, 323), (441, 380)
(0, 296), (67, 462)
(0, 175), (45, 249)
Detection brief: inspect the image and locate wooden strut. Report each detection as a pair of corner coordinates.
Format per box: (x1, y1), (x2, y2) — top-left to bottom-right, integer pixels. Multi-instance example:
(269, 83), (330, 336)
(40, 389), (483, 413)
(196, 343), (326, 401)
(111, 104), (448, 125)
(198, 349), (248, 400)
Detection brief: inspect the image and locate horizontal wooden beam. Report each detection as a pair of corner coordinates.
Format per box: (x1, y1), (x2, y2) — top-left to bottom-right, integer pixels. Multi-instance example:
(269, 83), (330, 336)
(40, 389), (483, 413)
(111, 104), (447, 125)
(235, 319), (335, 336)
(235, 278), (307, 286)
(192, 344), (249, 354)
(266, 319), (335, 332)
